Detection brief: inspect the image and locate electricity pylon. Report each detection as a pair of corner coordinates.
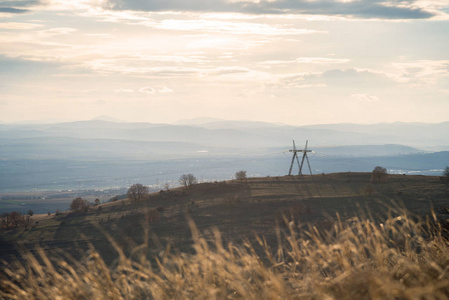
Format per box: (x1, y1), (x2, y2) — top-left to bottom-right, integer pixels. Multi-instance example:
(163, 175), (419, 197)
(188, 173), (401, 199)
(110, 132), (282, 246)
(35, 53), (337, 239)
(288, 140), (313, 176)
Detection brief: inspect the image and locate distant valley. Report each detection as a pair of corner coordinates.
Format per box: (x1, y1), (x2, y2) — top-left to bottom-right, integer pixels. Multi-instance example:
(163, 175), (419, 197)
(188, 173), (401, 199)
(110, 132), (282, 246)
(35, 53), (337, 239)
(0, 119), (448, 199)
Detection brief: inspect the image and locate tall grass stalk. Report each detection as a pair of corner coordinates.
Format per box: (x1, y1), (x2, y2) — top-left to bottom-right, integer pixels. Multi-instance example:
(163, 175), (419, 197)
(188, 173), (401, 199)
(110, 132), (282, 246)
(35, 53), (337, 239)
(1, 208), (448, 299)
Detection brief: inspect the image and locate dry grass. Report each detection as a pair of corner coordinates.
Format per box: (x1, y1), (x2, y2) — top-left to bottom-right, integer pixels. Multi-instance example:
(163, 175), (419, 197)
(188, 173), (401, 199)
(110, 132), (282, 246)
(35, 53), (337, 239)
(1, 208), (449, 300)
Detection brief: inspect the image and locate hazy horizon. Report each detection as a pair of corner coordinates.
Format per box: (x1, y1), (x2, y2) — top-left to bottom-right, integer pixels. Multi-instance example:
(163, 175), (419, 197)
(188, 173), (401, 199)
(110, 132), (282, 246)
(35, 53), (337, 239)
(1, 115), (449, 127)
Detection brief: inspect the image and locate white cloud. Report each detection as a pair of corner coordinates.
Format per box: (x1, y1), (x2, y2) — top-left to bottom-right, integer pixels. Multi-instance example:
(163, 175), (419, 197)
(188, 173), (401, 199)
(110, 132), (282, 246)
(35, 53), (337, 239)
(135, 54), (208, 63)
(1, 0), (448, 125)
(83, 33), (115, 38)
(261, 57), (350, 66)
(114, 88), (134, 93)
(45, 0), (108, 11)
(39, 27), (77, 35)
(187, 38), (248, 50)
(351, 93), (380, 102)
(137, 86), (174, 94)
(208, 66), (250, 75)
(0, 22), (43, 30)
(152, 19), (324, 36)
(204, 68), (273, 82)
(414, 0), (449, 20)
(319, 68), (395, 87)
(158, 86), (174, 94)
(391, 60), (449, 85)
(139, 87), (155, 94)
(296, 84), (327, 88)
(83, 59), (201, 76)
(295, 57), (350, 64)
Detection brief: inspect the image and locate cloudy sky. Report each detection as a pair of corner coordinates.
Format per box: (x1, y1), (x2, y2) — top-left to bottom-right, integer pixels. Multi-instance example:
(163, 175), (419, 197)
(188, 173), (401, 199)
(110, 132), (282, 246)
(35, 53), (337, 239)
(1, 0), (448, 125)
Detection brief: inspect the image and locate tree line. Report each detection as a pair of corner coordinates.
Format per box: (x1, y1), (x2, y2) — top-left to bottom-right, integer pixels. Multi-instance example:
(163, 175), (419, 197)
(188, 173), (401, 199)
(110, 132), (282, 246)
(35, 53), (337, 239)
(1, 210), (34, 230)
(3, 166), (447, 230)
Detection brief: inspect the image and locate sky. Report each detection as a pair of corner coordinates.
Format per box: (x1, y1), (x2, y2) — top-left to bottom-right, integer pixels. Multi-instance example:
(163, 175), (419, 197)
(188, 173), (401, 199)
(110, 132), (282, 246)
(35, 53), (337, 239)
(0, 0), (449, 125)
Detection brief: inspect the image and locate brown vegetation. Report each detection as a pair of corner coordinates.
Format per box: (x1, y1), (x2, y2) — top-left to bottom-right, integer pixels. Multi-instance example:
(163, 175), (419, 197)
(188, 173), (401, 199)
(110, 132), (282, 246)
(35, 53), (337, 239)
(235, 170), (247, 181)
(370, 166), (388, 182)
(179, 173), (197, 188)
(1, 173), (449, 299)
(1, 209), (449, 299)
(144, 207), (162, 224)
(364, 183), (376, 196)
(70, 197), (89, 212)
(1, 211), (25, 229)
(127, 183), (149, 203)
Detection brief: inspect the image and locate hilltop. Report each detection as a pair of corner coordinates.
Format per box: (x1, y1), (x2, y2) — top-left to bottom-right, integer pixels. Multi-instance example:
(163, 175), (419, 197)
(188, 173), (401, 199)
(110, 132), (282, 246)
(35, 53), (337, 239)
(1, 172), (448, 265)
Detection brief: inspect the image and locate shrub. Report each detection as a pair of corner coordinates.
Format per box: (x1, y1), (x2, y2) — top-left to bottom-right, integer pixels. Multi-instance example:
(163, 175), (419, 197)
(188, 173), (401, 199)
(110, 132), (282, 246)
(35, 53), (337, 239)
(179, 173), (197, 188)
(371, 166), (388, 182)
(235, 170), (247, 181)
(1, 212), (10, 228)
(70, 197), (89, 213)
(8, 211), (25, 228)
(127, 184), (149, 203)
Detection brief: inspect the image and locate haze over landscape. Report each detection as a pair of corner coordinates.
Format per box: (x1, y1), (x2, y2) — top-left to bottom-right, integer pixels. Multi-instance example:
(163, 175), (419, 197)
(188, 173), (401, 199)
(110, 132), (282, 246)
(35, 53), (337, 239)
(2, 2), (449, 299)
(1, 0), (449, 209)
(1, 117), (448, 214)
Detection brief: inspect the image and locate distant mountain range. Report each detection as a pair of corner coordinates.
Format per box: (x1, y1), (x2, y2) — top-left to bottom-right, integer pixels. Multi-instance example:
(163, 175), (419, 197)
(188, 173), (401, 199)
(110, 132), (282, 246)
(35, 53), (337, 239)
(1, 119), (448, 159)
(0, 118), (448, 192)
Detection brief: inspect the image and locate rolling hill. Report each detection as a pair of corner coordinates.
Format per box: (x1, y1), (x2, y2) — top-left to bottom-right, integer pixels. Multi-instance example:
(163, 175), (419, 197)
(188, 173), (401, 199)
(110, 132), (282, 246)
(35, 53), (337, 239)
(1, 172), (448, 264)
(1, 173), (448, 299)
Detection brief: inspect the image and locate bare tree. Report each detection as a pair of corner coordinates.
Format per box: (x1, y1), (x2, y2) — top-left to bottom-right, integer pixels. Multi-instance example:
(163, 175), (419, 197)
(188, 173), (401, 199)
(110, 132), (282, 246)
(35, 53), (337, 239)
(179, 174), (197, 188)
(371, 166), (388, 182)
(127, 183), (149, 203)
(235, 170), (247, 181)
(1, 212), (10, 228)
(70, 197), (89, 212)
(9, 211), (25, 228)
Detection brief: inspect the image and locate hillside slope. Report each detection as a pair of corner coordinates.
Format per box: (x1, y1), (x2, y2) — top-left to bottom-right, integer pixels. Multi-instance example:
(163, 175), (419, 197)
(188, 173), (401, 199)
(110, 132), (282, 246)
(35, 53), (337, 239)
(1, 173), (448, 265)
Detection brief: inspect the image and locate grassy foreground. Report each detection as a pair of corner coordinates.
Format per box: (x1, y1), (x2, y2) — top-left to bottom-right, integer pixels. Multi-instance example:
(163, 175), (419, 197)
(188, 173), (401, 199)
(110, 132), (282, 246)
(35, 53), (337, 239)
(1, 207), (449, 300)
